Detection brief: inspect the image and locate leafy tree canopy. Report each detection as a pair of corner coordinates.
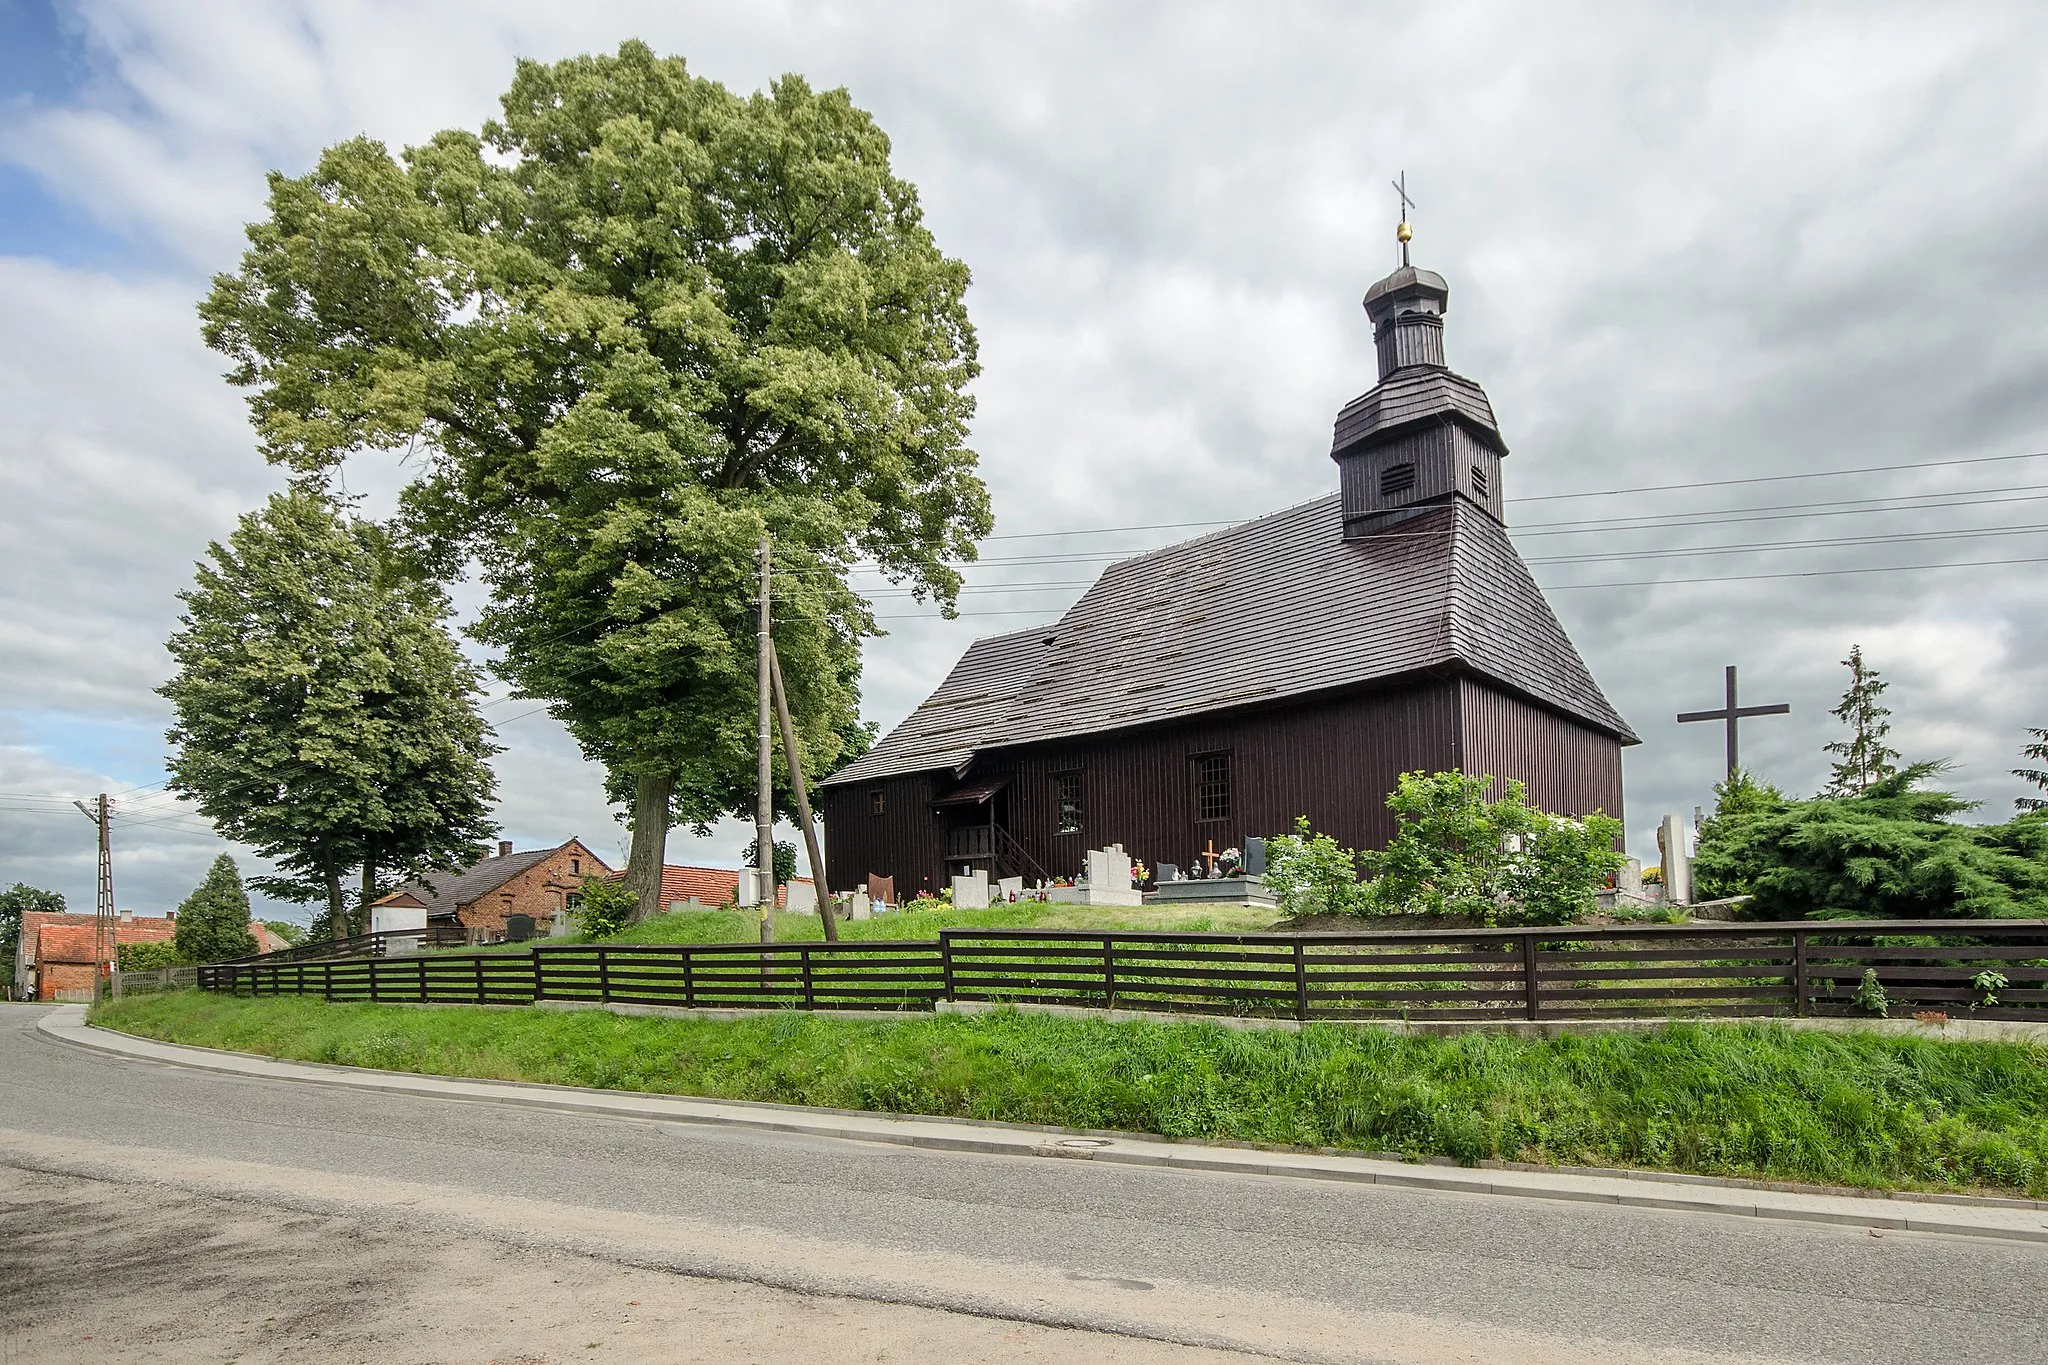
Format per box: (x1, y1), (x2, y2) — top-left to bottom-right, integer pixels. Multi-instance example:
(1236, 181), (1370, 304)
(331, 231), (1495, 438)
(160, 483), (500, 934)
(173, 854), (259, 963)
(1697, 764), (2048, 920)
(198, 41), (989, 916)
(742, 837), (800, 887)
(1, 884), (65, 985)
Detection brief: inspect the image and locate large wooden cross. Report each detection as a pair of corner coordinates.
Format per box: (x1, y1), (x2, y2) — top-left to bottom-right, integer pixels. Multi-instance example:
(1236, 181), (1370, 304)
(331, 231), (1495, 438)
(1677, 665), (1790, 780)
(1201, 840), (1221, 875)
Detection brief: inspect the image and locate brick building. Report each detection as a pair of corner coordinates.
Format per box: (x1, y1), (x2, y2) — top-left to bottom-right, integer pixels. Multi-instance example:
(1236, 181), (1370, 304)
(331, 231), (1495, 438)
(372, 839), (612, 940)
(12, 910), (286, 1000)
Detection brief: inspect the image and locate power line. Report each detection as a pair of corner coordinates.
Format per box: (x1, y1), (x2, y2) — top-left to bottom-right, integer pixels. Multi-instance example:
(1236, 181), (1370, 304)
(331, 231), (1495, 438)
(1509, 449), (2048, 503)
(1524, 521), (2048, 567)
(1515, 485), (2048, 536)
(1543, 553), (2048, 591)
(845, 449), (2048, 546)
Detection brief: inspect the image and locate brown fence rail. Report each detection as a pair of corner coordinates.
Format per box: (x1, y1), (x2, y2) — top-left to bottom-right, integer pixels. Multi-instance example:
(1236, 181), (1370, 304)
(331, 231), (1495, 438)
(194, 920), (2048, 1024)
(210, 923), (472, 970)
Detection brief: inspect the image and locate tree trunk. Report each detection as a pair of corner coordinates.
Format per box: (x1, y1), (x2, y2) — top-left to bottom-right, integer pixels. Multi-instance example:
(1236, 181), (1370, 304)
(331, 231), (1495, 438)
(360, 843), (378, 937)
(323, 850), (347, 941)
(624, 773), (673, 923)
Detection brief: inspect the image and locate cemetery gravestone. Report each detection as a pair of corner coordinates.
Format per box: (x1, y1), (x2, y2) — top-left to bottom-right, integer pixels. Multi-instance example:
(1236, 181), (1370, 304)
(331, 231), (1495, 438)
(951, 870), (991, 910)
(1658, 814), (1693, 906)
(1046, 847), (1143, 907)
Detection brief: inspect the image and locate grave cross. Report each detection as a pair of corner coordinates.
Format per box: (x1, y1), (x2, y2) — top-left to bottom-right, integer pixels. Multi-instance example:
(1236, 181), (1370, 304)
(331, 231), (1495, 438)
(1200, 839), (1221, 875)
(1677, 665), (1790, 780)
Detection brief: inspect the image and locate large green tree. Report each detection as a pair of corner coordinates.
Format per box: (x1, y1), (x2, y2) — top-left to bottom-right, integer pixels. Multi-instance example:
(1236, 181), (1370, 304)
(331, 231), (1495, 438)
(197, 41), (987, 919)
(173, 855), (258, 963)
(1, 884), (64, 996)
(160, 483), (500, 936)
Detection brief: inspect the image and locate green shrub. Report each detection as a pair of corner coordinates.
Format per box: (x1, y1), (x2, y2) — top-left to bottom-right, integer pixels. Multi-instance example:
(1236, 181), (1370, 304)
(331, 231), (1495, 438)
(1263, 817), (1366, 917)
(1696, 765), (2048, 920)
(1356, 771), (1624, 925)
(118, 941), (187, 971)
(575, 875), (637, 938)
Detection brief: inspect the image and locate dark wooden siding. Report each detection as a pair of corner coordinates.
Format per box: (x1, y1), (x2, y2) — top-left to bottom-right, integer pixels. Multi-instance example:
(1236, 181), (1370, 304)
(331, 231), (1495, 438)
(826, 675), (1628, 893)
(828, 678), (1459, 891)
(1456, 677), (1626, 824)
(820, 771), (945, 899)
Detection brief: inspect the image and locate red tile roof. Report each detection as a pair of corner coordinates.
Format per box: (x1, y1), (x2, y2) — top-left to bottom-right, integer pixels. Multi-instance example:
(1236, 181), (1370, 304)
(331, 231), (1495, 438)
(657, 865), (741, 907)
(36, 924), (108, 966)
(22, 912), (176, 954)
(648, 865), (814, 910)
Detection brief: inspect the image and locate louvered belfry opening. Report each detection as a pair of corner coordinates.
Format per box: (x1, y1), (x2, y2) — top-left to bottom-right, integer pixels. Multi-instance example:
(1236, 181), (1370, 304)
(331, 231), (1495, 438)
(1330, 262), (1508, 537)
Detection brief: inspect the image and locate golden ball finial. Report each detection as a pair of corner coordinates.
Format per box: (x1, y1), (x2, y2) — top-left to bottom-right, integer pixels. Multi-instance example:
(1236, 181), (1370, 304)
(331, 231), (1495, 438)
(1396, 220), (1413, 244)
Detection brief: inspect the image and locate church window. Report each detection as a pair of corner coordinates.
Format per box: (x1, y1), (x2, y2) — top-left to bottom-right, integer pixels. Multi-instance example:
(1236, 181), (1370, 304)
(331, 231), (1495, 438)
(1470, 465), (1489, 498)
(1194, 753), (1231, 822)
(1379, 463), (1417, 496)
(1055, 772), (1085, 834)
(870, 788), (886, 816)
(570, 858), (580, 875)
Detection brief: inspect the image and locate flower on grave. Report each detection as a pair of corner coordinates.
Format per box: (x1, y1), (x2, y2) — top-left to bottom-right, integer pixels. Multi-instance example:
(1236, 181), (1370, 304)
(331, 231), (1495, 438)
(1132, 860), (1150, 883)
(1217, 847), (1243, 877)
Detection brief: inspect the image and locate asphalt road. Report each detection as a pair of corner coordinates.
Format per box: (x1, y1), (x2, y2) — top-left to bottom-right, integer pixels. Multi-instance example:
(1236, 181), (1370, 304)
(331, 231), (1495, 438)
(3, 1003), (2044, 1364)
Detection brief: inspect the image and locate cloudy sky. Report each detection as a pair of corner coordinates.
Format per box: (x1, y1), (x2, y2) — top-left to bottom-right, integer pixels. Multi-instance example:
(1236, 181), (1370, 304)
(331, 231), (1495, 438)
(4, 0), (2047, 919)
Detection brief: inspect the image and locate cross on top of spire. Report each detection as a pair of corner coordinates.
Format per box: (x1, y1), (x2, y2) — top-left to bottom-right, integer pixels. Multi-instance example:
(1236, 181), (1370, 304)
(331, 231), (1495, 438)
(1391, 172), (1417, 267)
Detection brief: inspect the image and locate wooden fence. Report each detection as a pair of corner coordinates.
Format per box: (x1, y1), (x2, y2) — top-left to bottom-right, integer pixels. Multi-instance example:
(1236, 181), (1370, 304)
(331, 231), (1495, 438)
(193, 920), (2048, 1024)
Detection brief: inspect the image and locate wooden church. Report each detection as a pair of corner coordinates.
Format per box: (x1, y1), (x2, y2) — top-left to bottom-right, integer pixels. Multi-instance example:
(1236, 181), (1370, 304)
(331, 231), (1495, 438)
(819, 245), (1637, 895)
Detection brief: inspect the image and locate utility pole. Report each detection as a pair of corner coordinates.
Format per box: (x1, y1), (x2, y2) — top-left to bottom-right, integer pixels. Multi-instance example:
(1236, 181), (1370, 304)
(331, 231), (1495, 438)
(771, 641), (836, 942)
(73, 794), (114, 997)
(755, 536), (776, 946)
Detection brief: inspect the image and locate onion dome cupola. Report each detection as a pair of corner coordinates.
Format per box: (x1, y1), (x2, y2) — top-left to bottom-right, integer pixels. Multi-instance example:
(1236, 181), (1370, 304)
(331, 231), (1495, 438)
(1330, 210), (1508, 536)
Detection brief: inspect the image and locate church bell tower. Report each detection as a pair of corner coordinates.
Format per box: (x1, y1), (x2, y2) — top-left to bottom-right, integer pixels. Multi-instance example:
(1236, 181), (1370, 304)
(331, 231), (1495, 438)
(1330, 195), (1508, 537)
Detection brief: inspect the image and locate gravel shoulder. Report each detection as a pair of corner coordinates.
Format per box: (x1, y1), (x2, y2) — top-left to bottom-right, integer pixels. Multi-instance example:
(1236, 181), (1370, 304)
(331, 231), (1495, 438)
(0, 1163), (1257, 1365)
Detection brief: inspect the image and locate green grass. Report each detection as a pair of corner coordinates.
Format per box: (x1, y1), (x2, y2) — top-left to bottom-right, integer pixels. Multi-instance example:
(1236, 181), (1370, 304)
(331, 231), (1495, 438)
(583, 900), (1281, 946)
(92, 992), (2048, 1198)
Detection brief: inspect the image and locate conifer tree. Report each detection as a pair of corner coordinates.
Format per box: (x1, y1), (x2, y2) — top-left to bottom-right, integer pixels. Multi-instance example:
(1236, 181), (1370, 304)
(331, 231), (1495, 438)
(160, 484), (500, 936)
(173, 855), (258, 963)
(2016, 728), (2048, 813)
(1822, 645), (1901, 797)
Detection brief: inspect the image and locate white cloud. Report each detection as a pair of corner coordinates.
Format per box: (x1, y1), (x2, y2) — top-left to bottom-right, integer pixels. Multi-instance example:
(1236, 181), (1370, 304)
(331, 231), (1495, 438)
(3, 0), (2047, 896)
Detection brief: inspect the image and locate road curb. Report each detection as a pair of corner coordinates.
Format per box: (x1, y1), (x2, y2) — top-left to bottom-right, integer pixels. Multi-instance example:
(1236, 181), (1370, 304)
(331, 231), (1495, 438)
(39, 1006), (2048, 1244)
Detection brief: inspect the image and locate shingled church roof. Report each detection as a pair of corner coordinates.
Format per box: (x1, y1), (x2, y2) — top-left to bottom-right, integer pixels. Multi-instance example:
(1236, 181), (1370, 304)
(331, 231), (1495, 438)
(826, 496), (1635, 787)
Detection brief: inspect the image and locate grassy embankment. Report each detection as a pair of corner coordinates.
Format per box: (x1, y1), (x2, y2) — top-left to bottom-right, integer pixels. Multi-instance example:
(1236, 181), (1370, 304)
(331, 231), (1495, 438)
(563, 900), (1281, 946)
(93, 992), (2048, 1198)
